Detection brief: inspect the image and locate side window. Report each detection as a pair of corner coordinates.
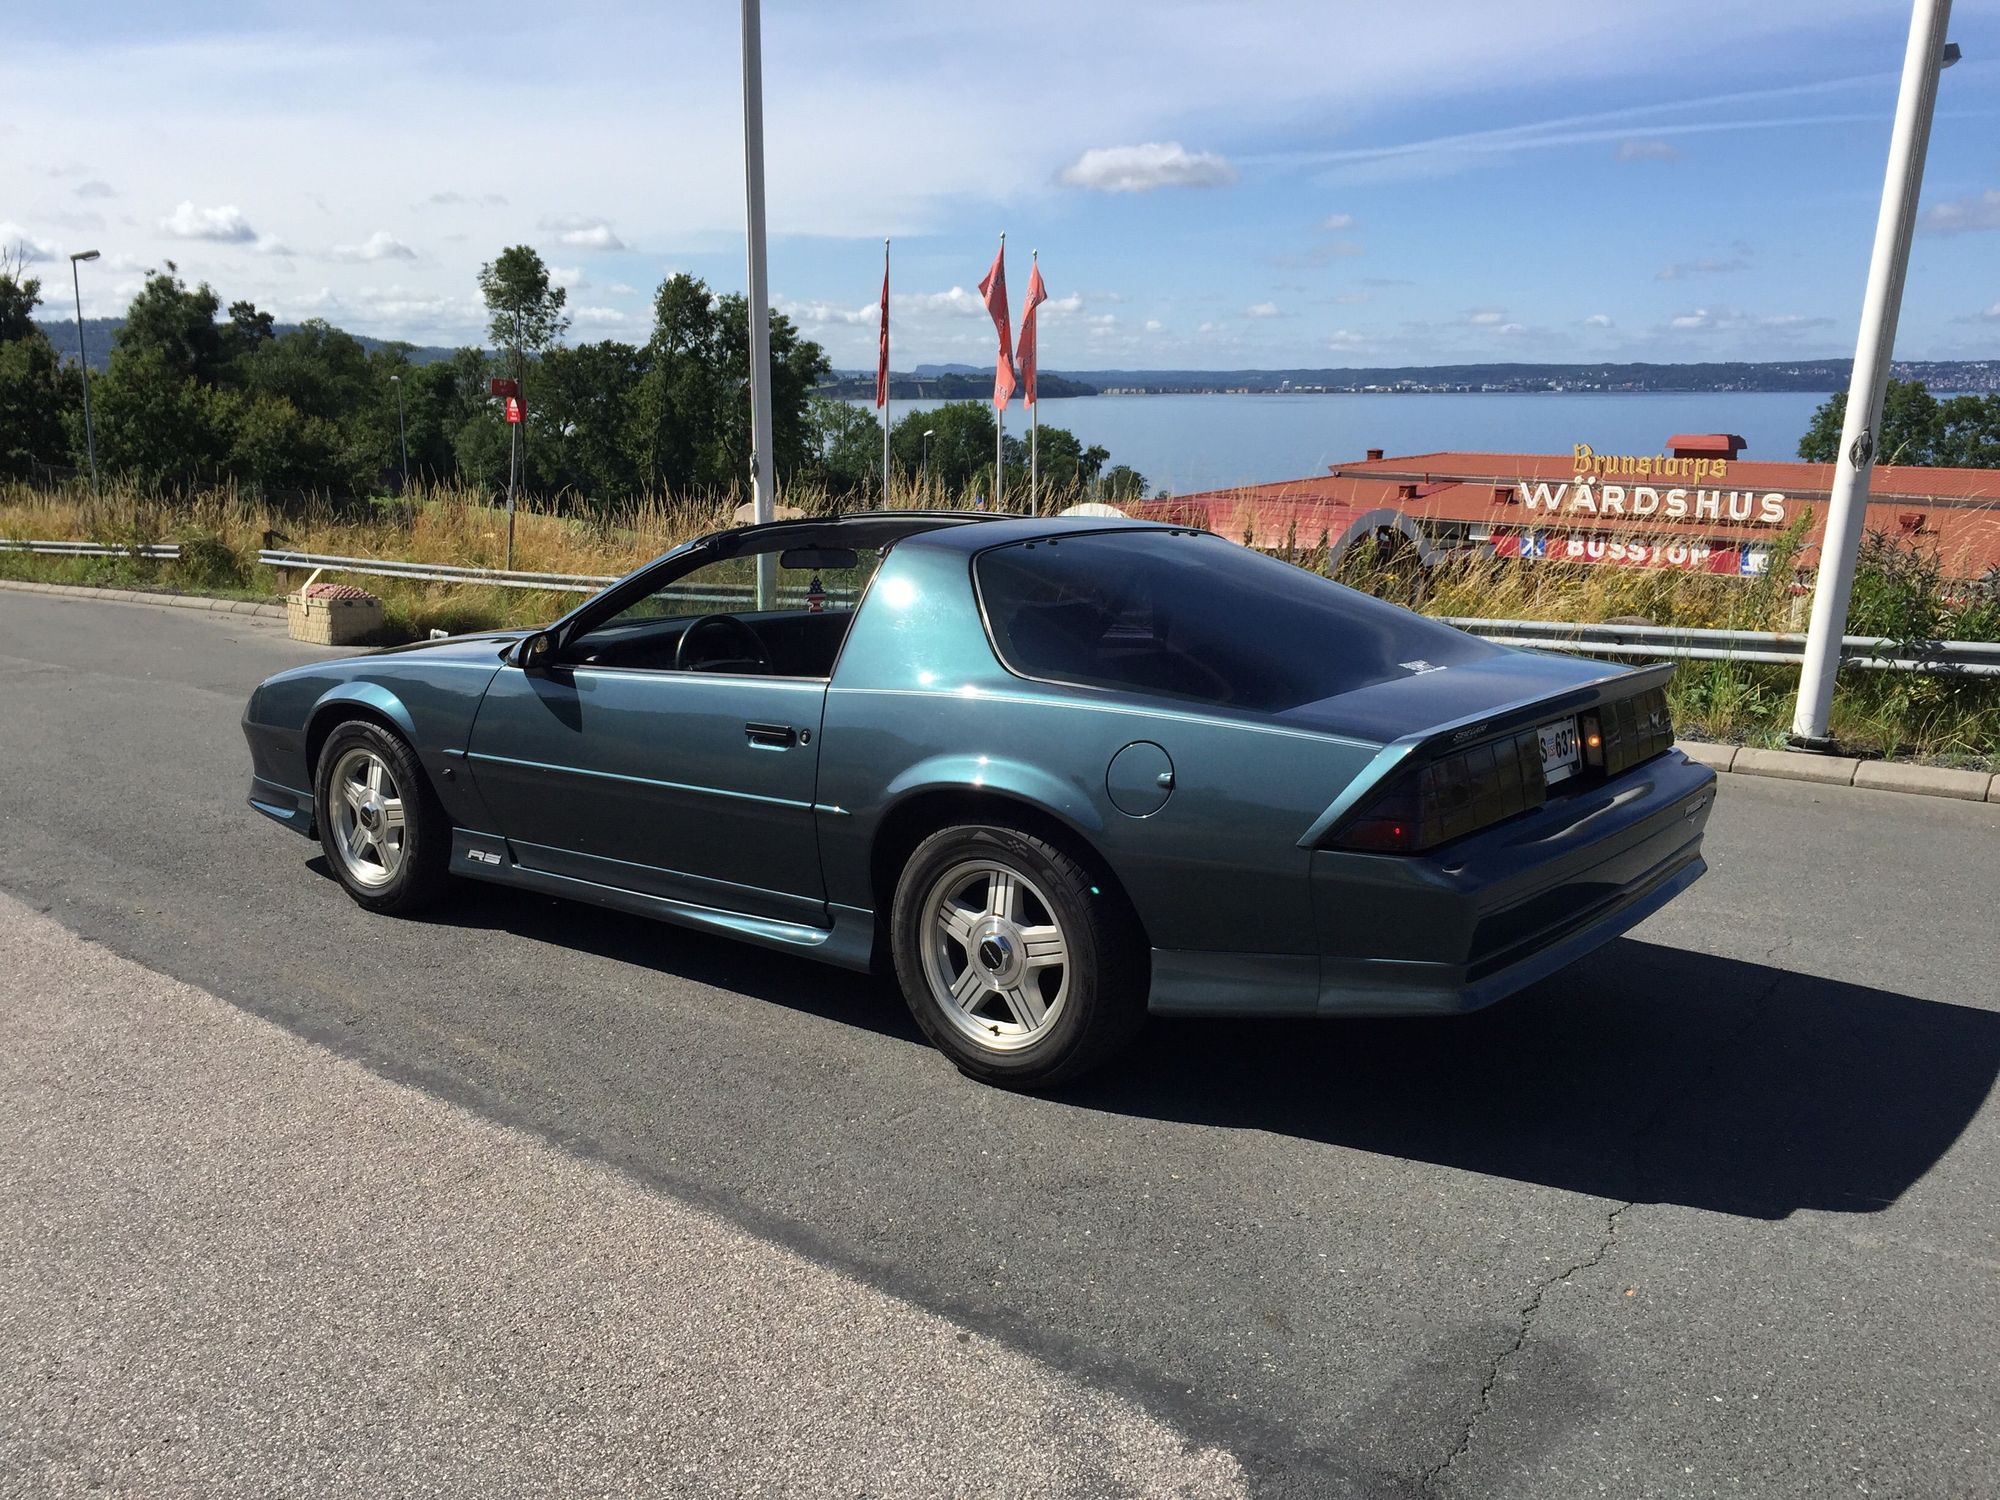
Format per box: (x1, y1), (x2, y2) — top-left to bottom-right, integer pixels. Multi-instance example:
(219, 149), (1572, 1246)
(567, 545), (886, 677)
(598, 549), (881, 628)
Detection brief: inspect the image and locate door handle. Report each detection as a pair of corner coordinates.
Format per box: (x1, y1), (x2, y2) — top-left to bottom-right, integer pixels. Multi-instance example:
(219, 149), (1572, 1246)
(744, 721), (798, 749)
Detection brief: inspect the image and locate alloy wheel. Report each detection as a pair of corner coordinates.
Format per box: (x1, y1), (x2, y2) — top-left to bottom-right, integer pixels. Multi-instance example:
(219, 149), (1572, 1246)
(918, 859), (1072, 1052)
(327, 746), (407, 890)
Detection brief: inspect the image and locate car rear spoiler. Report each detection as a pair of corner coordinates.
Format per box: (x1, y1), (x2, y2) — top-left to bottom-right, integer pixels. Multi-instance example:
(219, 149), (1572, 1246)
(1297, 661), (1676, 849)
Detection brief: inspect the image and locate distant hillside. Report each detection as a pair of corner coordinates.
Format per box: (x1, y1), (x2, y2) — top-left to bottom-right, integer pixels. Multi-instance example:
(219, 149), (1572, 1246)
(33, 316), (463, 373)
(1048, 359), (2000, 395)
(820, 369), (1097, 400)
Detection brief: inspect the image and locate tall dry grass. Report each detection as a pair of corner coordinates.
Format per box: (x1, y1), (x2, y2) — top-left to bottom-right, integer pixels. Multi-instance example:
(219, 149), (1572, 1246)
(4, 478), (1993, 762)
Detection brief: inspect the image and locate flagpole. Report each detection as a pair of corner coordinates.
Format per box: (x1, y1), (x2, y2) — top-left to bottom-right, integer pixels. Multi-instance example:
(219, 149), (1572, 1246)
(1028, 248), (1039, 517)
(995, 232), (1005, 512)
(740, 0), (777, 607)
(881, 237), (892, 505)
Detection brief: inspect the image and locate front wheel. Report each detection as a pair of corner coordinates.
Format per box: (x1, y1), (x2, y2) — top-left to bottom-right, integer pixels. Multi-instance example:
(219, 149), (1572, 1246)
(890, 824), (1146, 1087)
(314, 720), (451, 915)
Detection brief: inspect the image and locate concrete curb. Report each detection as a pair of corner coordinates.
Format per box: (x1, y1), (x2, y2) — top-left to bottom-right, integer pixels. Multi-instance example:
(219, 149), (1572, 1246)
(1682, 738), (1998, 804)
(0, 577), (287, 620)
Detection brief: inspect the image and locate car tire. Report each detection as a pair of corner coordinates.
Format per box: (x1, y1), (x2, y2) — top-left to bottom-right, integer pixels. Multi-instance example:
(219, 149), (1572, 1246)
(314, 719), (451, 915)
(891, 822), (1146, 1087)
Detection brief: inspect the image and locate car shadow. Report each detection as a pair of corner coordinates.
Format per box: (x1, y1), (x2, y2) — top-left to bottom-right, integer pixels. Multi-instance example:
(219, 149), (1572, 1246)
(1061, 937), (2000, 1220)
(309, 853), (1995, 1222)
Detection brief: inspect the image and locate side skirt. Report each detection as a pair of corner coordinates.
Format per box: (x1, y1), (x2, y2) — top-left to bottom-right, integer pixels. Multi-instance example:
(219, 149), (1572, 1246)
(447, 830), (877, 973)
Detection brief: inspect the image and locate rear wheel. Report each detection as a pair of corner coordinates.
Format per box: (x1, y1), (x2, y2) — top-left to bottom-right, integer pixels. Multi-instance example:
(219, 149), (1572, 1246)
(314, 720), (451, 915)
(891, 823), (1146, 1087)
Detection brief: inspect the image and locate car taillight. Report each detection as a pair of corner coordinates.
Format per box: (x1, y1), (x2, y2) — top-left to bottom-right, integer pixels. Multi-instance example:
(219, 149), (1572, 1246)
(1329, 728), (1547, 854)
(1580, 686), (1673, 777)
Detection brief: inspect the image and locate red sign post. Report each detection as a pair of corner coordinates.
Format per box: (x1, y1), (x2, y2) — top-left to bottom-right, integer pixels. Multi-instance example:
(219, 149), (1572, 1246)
(503, 396), (523, 425)
(488, 377), (519, 398)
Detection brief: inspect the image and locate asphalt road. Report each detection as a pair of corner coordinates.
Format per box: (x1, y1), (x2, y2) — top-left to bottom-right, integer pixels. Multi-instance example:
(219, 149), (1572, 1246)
(1, 589), (1995, 1498)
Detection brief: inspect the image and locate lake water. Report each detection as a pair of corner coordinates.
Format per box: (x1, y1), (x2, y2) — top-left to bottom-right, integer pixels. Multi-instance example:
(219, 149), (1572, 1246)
(868, 391), (1832, 495)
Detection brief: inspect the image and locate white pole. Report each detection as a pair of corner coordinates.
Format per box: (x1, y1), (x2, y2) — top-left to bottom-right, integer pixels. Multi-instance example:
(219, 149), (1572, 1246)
(882, 237), (892, 506)
(994, 231), (1005, 512)
(740, 0), (778, 604)
(1791, 0), (1957, 748)
(1028, 249), (1039, 516)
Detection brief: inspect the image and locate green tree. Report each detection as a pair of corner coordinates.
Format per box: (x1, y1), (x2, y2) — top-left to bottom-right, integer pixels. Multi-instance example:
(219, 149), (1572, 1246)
(1801, 380), (2000, 469)
(1098, 463), (1149, 500)
(0, 270), (76, 478)
(810, 395), (886, 497)
(0, 266), (42, 344)
(535, 340), (645, 501)
(222, 299), (276, 369)
(88, 346), (233, 489)
(628, 273), (830, 495)
(115, 265), (230, 386)
(400, 348), (489, 485)
(890, 401), (996, 495)
(478, 245), (569, 382)
(0, 336), (75, 479)
(225, 391), (351, 493)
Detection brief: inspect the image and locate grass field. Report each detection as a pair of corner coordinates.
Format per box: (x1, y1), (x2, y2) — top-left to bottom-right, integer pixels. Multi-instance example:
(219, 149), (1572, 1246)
(5, 479), (1995, 764)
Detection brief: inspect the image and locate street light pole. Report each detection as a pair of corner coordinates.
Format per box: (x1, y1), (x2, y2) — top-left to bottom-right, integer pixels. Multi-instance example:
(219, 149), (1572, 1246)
(68, 250), (101, 495)
(1791, 0), (1959, 749)
(922, 428), (934, 498)
(390, 374), (409, 491)
(740, 0), (778, 606)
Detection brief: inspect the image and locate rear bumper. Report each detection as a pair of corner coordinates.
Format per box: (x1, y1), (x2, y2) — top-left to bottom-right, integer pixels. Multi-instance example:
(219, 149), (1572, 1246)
(1147, 749), (1715, 1018)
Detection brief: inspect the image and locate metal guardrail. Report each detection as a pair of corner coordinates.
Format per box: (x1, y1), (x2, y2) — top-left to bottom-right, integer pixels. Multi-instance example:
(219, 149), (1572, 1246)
(3, 539), (182, 560)
(1445, 617), (2000, 677)
(11, 540), (1995, 676)
(257, 549), (620, 594)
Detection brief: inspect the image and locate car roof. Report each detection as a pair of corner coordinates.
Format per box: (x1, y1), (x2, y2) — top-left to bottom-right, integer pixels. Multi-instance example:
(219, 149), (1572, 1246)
(701, 509), (1185, 557)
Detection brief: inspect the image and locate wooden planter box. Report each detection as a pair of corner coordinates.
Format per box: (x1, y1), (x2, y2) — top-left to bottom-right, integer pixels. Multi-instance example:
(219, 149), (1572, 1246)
(287, 585), (384, 646)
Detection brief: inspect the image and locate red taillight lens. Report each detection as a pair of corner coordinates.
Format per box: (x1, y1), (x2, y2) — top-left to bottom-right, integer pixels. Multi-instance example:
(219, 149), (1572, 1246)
(1326, 728), (1547, 854)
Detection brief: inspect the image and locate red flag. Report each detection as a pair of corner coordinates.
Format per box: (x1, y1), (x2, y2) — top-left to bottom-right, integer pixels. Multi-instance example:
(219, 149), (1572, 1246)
(875, 244), (890, 409)
(978, 239), (1017, 411)
(1017, 257), (1048, 407)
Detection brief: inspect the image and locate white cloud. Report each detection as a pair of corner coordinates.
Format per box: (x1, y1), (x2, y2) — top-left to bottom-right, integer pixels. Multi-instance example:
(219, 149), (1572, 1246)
(159, 200), (257, 243)
(330, 230), (417, 262)
(572, 305), (628, 326)
(1658, 256), (1748, 280)
(1920, 188), (2000, 236)
(1584, 313), (1614, 328)
(1980, 303), (2000, 323)
(1325, 329), (1371, 349)
(538, 213), (626, 251)
(1616, 138), (1680, 162)
(548, 264), (588, 290)
(75, 179), (116, 200)
(1245, 301), (1280, 318)
(1466, 309), (1506, 326)
(607, 282), (637, 296)
(1058, 142), (1236, 193)
(1320, 212), (1355, 230)
(428, 190), (507, 207)
(1143, 319), (1163, 333)
(0, 221), (57, 261)
(1670, 309), (1715, 329)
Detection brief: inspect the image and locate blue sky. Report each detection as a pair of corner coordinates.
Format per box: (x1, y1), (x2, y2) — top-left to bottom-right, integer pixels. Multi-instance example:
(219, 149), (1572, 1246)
(5, 1), (1998, 369)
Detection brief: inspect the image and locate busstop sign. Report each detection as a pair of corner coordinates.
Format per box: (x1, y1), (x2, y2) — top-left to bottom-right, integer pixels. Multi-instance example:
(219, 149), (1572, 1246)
(488, 377), (519, 398)
(503, 396), (524, 424)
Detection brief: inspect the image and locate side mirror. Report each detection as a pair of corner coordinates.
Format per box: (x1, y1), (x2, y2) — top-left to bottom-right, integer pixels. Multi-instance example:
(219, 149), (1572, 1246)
(517, 630), (557, 672)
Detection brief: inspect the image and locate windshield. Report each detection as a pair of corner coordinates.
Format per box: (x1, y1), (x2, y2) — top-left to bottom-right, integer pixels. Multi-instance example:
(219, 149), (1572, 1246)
(974, 529), (1494, 712)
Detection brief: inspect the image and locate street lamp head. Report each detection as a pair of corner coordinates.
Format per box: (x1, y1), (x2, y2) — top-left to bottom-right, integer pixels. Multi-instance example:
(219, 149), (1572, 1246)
(390, 373), (401, 383)
(71, 249), (101, 263)
(924, 428), (936, 438)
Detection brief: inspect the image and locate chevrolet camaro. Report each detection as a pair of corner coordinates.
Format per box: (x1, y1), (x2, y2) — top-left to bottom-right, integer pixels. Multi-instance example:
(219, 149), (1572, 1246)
(243, 511), (1715, 1086)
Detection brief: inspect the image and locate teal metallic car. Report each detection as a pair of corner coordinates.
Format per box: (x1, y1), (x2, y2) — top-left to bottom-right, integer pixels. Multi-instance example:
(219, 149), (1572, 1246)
(243, 511), (1715, 1086)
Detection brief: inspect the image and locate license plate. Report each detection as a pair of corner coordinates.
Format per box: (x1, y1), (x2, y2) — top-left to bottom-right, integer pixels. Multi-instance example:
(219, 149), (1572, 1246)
(1538, 716), (1581, 784)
